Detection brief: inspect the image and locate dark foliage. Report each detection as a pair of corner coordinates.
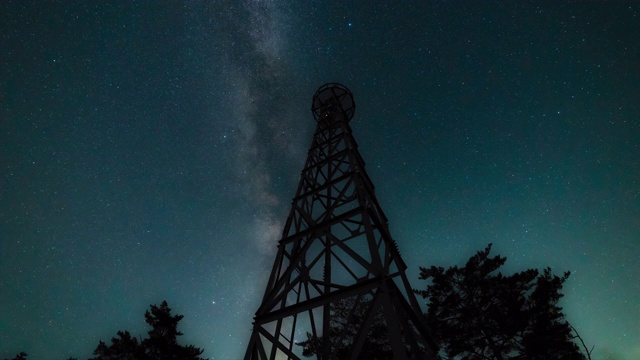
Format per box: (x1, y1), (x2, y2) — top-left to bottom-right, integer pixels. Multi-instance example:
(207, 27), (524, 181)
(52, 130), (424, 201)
(3, 353), (78, 360)
(142, 301), (206, 360)
(3, 352), (27, 360)
(91, 330), (143, 360)
(296, 296), (406, 360)
(90, 301), (206, 360)
(415, 244), (586, 360)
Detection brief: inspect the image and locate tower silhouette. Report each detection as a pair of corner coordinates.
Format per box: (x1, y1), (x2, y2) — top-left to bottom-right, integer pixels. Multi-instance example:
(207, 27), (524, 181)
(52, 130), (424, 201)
(245, 83), (436, 360)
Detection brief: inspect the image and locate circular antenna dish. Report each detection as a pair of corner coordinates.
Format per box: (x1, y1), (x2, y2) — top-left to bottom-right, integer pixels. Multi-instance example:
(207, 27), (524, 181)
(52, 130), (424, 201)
(311, 83), (355, 123)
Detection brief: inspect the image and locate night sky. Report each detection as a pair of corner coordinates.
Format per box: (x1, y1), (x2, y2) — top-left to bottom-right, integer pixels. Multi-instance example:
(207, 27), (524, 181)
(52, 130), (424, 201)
(1, 1), (638, 359)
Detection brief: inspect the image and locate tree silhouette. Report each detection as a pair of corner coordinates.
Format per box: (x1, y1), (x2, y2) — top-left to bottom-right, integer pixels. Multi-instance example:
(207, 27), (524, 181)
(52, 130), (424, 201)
(90, 301), (206, 360)
(3, 353), (78, 360)
(91, 330), (143, 360)
(141, 301), (206, 360)
(292, 244), (592, 360)
(296, 295), (397, 359)
(415, 244), (587, 360)
(3, 352), (27, 360)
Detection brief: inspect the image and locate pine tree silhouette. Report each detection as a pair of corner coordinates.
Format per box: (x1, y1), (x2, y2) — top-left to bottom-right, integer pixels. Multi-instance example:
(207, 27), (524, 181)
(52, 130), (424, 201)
(90, 301), (206, 360)
(415, 244), (588, 359)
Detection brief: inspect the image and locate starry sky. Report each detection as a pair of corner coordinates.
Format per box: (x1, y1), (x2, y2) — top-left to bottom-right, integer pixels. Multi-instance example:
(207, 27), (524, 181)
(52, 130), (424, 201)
(1, 1), (638, 359)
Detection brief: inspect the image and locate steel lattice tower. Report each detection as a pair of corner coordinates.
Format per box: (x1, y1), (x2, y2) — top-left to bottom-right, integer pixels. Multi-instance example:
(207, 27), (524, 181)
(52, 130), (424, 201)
(244, 83), (437, 360)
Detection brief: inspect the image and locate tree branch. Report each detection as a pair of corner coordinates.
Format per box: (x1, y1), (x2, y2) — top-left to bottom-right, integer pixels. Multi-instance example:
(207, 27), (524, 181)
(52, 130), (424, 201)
(570, 324), (593, 360)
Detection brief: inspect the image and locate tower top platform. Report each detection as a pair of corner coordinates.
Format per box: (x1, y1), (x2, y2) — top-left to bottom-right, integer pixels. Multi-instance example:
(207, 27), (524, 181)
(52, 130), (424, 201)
(311, 83), (356, 123)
